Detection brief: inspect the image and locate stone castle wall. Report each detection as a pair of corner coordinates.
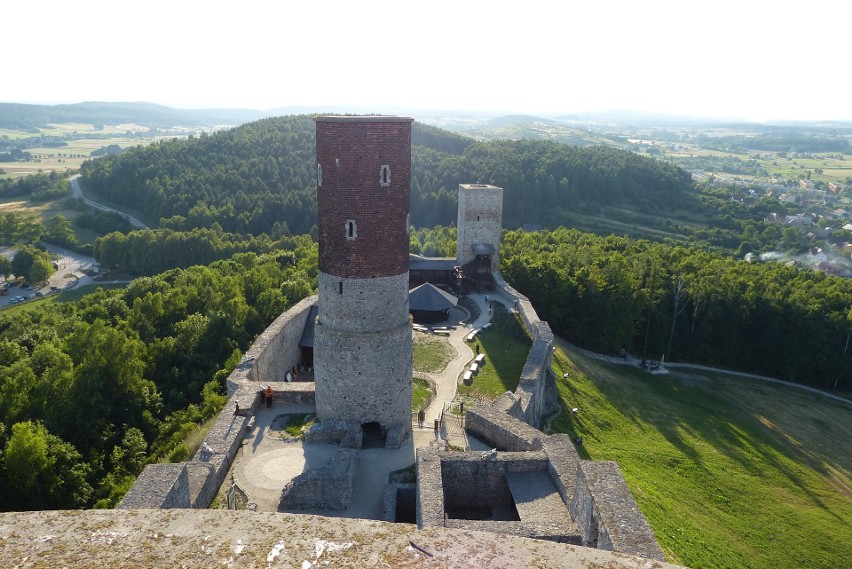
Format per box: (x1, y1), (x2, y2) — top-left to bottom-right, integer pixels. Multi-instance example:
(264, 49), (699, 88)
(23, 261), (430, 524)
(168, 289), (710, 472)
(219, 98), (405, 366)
(570, 461), (666, 561)
(280, 449), (358, 511)
(121, 295), (319, 510)
(118, 463), (190, 509)
(492, 275), (556, 427)
(227, 295), (317, 396)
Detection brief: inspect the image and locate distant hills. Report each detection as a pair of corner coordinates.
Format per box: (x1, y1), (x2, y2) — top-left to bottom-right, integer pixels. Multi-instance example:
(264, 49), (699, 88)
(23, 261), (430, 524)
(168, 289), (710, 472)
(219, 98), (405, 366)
(0, 101), (273, 130)
(4, 100), (851, 136)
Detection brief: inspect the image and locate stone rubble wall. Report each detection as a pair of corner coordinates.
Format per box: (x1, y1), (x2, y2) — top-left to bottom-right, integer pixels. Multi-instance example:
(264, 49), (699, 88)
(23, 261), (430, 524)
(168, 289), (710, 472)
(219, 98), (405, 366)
(382, 482), (416, 522)
(280, 449), (358, 511)
(439, 451), (550, 512)
(305, 419), (362, 448)
(465, 404), (545, 452)
(569, 461), (666, 561)
(541, 434), (582, 507)
(118, 463), (190, 509)
(493, 275), (556, 427)
(185, 462), (218, 509)
(415, 444), (446, 528)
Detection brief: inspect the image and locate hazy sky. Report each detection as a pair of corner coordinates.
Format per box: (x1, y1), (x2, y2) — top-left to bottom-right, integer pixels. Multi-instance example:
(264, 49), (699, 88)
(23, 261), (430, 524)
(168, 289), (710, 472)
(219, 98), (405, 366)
(5, 1), (850, 121)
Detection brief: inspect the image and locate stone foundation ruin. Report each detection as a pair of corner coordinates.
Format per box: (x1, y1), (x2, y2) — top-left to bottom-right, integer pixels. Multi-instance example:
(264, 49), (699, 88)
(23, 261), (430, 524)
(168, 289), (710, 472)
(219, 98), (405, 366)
(118, 280), (666, 563)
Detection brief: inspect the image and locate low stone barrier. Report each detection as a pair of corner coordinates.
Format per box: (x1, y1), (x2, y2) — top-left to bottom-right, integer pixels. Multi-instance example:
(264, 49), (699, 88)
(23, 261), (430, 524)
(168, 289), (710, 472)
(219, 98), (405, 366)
(118, 463), (190, 509)
(569, 461), (665, 561)
(465, 405), (545, 452)
(280, 449), (358, 510)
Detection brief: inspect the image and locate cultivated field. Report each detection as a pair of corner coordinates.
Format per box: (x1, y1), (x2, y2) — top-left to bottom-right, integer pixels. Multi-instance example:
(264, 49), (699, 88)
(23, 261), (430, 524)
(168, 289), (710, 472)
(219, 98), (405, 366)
(550, 346), (851, 569)
(0, 123), (186, 179)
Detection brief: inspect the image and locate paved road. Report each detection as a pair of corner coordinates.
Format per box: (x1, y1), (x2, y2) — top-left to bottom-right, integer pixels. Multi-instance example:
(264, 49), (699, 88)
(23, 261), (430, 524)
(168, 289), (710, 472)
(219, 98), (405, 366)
(69, 175), (147, 229)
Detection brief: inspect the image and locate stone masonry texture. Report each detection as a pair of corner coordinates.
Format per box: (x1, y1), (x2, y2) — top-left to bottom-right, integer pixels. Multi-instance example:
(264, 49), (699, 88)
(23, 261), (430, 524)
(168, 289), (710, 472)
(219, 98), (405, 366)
(314, 116), (413, 445)
(456, 183), (503, 269)
(0, 509), (690, 568)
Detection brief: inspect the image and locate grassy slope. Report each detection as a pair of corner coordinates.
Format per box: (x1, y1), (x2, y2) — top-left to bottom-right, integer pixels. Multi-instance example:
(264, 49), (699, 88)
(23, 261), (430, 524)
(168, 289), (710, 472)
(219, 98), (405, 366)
(550, 346), (851, 569)
(457, 306), (531, 402)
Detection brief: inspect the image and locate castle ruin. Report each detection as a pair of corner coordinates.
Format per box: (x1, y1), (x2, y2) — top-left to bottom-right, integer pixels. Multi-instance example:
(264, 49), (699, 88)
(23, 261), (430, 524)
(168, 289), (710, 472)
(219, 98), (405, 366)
(113, 115), (671, 567)
(312, 116), (414, 449)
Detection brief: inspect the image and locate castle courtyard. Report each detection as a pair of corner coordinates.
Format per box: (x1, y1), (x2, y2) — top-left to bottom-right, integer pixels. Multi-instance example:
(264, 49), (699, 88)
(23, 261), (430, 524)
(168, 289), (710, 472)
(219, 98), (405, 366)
(227, 293), (498, 517)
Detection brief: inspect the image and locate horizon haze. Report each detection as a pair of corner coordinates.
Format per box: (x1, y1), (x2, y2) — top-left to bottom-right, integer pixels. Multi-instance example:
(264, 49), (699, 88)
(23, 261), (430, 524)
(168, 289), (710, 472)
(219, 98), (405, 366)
(5, 1), (851, 123)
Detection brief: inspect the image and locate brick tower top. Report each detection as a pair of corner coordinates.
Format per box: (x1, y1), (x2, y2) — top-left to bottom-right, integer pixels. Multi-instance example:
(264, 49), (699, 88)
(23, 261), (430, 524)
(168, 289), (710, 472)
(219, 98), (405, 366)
(315, 116), (413, 279)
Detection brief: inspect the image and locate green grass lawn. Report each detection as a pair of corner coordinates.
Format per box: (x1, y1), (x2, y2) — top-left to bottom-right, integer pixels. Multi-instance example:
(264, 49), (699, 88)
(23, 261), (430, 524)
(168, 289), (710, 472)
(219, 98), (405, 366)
(412, 332), (455, 373)
(457, 305), (531, 401)
(412, 377), (432, 412)
(549, 346), (852, 569)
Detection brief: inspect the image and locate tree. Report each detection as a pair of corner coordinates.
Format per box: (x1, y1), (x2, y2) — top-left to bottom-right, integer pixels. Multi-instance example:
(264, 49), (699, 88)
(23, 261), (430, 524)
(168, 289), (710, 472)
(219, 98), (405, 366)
(0, 255), (10, 280)
(4, 421), (48, 506)
(3, 421), (92, 509)
(44, 214), (78, 248)
(666, 274), (688, 358)
(10, 246), (35, 278)
(28, 256), (54, 284)
(110, 427), (147, 477)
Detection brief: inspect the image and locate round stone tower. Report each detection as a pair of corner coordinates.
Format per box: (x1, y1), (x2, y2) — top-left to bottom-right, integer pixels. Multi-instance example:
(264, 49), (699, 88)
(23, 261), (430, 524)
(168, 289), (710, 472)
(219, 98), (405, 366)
(313, 116), (413, 448)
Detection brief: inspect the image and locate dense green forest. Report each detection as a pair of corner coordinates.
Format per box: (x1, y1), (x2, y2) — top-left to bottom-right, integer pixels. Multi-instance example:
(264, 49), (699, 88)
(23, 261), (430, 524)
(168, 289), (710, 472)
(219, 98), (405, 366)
(0, 242), (316, 511)
(0, 171), (68, 201)
(500, 228), (852, 392)
(94, 227), (306, 276)
(80, 115), (697, 234)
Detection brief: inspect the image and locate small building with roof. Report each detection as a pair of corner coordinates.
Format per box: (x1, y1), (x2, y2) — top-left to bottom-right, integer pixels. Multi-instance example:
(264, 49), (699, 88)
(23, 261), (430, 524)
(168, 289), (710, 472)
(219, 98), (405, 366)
(408, 282), (458, 324)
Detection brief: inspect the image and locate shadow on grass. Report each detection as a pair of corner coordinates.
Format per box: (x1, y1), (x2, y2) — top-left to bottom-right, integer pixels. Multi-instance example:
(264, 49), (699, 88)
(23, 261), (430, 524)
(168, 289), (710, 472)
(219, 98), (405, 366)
(458, 305), (531, 400)
(564, 348), (848, 521)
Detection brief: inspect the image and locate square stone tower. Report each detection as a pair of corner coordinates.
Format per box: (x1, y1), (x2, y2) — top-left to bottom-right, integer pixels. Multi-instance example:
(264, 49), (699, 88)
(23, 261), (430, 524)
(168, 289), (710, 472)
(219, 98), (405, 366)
(312, 116), (413, 448)
(456, 183), (503, 270)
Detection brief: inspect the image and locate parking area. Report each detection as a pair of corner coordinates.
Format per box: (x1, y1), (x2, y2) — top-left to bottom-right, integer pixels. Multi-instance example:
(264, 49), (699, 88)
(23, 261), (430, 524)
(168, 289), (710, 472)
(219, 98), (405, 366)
(1, 244), (98, 310)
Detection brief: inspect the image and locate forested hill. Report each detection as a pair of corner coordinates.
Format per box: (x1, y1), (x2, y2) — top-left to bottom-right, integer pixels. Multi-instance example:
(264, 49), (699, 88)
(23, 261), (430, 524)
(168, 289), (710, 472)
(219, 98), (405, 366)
(79, 115), (696, 235)
(0, 101), (269, 130)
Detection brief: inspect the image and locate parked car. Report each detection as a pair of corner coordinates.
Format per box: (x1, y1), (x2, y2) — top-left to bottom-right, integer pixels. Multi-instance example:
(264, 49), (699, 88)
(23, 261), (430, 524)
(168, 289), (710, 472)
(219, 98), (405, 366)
(50, 286), (60, 291)
(35, 291), (44, 297)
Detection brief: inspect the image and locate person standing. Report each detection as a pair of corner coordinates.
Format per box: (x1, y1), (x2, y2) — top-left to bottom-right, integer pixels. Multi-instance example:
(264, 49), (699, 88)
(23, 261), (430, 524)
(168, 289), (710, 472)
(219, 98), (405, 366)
(265, 385), (273, 408)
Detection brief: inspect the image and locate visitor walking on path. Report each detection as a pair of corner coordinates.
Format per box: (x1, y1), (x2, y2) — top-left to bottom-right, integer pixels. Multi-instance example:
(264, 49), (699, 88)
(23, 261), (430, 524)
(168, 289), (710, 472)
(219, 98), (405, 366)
(265, 385), (273, 408)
